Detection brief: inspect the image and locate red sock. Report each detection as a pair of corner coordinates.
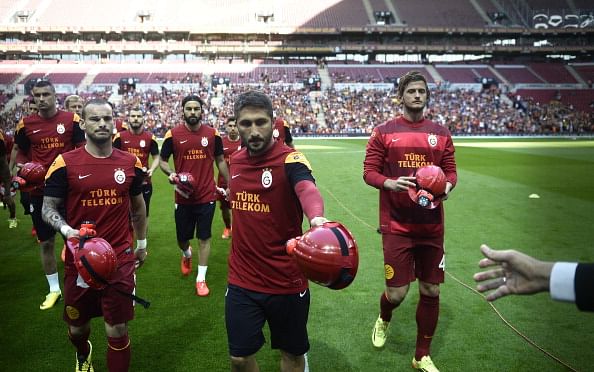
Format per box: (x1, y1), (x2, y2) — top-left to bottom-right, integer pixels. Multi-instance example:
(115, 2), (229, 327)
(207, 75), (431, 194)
(107, 335), (131, 372)
(415, 294), (439, 360)
(68, 328), (90, 359)
(380, 291), (398, 322)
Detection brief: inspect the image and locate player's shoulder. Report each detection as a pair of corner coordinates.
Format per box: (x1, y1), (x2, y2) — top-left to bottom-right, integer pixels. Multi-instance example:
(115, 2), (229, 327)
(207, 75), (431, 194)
(112, 147), (137, 161)
(60, 146), (84, 163)
(372, 118), (398, 134)
(230, 147), (248, 162)
(284, 149), (309, 162)
(201, 124), (217, 136)
(56, 109), (76, 121)
(424, 118), (451, 136)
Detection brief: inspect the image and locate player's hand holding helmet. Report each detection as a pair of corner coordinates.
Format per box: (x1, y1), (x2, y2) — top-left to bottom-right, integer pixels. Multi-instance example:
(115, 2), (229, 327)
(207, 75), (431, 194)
(408, 165), (447, 209)
(11, 162), (46, 192)
(66, 222), (117, 290)
(169, 172), (195, 198)
(286, 221), (359, 290)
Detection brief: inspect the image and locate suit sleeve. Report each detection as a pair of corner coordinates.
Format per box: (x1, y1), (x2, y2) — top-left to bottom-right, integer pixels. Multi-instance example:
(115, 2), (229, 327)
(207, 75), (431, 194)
(575, 263), (594, 312)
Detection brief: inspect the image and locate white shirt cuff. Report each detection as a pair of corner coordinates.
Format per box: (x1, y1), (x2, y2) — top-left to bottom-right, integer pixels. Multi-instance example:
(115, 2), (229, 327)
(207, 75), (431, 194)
(550, 262), (577, 302)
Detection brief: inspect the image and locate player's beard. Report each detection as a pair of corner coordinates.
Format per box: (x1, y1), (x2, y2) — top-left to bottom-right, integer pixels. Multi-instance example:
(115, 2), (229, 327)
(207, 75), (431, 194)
(184, 115), (200, 127)
(245, 132), (272, 155)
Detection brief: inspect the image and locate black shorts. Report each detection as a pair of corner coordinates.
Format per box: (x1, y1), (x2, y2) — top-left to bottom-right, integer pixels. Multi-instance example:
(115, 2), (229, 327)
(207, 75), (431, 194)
(225, 284), (310, 357)
(174, 202), (215, 242)
(30, 195), (59, 242)
(142, 183), (153, 217)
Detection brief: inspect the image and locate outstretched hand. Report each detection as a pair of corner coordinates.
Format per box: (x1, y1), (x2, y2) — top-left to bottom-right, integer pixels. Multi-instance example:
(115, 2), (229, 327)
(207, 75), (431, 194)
(473, 244), (554, 301)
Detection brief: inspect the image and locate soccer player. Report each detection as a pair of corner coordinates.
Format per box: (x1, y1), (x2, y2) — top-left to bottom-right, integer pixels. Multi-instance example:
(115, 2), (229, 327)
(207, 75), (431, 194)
(64, 95), (84, 116)
(273, 117), (294, 148)
(226, 90), (327, 372)
(9, 80), (85, 310)
(28, 99), (39, 115)
(16, 99), (38, 228)
(42, 98), (147, 372)
(474, 244), (594, 312)
(363, 71), (457, 372)
(159, 94), (230, 296)
(218, 116), (241, 239)
(113, 107), (160, 226)
(0, 130), (17, 228)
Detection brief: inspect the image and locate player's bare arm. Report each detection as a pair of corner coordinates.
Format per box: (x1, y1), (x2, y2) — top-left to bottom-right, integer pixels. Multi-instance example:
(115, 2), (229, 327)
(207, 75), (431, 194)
(158, 156), (176, 181)
(130, 193), (147, 240)
(147, 154), (160, 177)
(130, 193), (148, 265)
(215, 154), (230, 185)
(8, 145), (20, 175)
(42, 195), (78, 239)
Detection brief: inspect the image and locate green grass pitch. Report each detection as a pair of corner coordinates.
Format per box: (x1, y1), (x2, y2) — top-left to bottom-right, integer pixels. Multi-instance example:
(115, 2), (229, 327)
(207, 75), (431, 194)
(0, 137), (592, 371)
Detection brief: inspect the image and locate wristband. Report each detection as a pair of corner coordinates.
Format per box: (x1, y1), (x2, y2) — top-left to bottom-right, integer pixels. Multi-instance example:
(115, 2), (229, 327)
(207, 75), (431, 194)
(136, 239), (147, 250)
(60, 225), (73, 237)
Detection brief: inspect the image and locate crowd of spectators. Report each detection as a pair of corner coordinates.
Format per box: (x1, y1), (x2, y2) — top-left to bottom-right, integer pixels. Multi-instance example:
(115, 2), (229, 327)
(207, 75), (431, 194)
(1, 84), (592, 138)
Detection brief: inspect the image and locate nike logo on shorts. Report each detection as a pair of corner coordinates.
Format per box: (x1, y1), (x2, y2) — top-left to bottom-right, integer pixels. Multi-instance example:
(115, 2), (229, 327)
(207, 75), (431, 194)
(78, 174), (92, 179)
(299, 290), (307, 298)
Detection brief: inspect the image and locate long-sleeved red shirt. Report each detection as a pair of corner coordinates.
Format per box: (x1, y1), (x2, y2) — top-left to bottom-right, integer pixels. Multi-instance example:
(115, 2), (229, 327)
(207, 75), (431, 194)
(363, 116), (457, 238)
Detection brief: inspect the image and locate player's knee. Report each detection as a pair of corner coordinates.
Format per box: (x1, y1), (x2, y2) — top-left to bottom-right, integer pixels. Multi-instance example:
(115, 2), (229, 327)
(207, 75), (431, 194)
(419, 282), (440, 297)
(105, 322), (128, 338)
(230, 355), (251, 370)
(386, 286), (408, 304)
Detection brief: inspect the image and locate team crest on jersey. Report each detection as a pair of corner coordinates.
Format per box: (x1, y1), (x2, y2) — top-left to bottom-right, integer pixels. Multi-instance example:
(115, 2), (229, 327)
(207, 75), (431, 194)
(261, 168), (272, 188)
(427, 134), (438, 147)
(272, 128), (280, 139)
(201, 137), (208, 147)
(56, 123), (65, 134)
(114, 168), (126, 184)
(139, 139), (146, 148)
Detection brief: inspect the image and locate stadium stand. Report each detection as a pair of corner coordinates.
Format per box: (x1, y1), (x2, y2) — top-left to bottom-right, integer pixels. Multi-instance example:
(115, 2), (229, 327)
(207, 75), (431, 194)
(390, 0), (487, 28)
(0, 0), (592, 138)
(494, 65), (544, 84)
(528, 63), (578, 84)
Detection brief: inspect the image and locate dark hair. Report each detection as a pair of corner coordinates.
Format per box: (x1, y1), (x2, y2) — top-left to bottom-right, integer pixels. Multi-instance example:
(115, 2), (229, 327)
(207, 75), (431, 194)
(32, 79), (55, 93)
(82, 98), (113, 119)
(233, 91), (273, 121)
(129, 106), (143, 113)
(397, 71), (430, 102)
(181, 94), (204, 109)
(225, 116), (236, 124)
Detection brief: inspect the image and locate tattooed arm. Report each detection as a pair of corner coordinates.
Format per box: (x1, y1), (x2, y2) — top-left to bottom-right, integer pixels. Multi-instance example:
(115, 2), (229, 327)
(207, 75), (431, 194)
(42, 196), (79, 239)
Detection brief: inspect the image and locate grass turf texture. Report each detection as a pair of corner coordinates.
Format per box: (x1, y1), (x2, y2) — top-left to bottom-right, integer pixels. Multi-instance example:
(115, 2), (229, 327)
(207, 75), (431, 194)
(0, 137), (592, 371)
